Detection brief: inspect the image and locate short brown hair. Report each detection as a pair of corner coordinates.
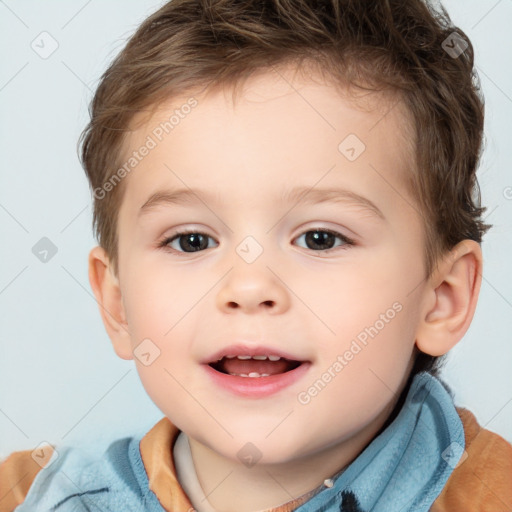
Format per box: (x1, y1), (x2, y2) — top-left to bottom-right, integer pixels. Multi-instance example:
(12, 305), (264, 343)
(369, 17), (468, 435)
(80, 0), (491, 377)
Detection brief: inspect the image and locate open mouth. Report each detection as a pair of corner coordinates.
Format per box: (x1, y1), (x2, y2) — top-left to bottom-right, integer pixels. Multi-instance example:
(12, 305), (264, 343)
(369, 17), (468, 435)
(208, 355), (303, 378)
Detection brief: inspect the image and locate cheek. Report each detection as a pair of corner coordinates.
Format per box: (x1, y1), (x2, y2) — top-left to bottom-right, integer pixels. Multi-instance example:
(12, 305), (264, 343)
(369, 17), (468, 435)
(121, 259), (215, 331)
(323, 289), (418, 387)
(299, 277), (419, 432)
(296, 318), (416, 449)
(122, 265), (203, 340)
(134, 359), (204, 431)
(304, 267), (410, 348)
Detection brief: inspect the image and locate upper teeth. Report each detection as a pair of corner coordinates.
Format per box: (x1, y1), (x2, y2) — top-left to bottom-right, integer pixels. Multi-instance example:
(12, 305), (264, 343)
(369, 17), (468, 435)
(222, 354), (282, 361)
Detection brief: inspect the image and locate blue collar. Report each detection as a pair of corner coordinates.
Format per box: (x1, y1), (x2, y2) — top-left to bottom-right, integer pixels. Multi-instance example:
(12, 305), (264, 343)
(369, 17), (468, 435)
(296, 372), (465, 512)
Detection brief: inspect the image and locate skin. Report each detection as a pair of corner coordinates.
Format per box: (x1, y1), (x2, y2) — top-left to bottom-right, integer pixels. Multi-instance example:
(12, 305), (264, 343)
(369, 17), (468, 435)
(89, 63), (482, 512)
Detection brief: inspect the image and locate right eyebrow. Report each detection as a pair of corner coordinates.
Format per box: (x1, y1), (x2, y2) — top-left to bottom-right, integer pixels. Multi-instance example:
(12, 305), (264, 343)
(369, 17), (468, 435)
(138, 188), (216, 218)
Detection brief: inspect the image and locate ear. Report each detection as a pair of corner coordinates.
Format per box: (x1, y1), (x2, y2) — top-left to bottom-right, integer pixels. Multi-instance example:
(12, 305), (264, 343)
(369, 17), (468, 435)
(415, 240), (483, 356)
(88, 246), (133, 360)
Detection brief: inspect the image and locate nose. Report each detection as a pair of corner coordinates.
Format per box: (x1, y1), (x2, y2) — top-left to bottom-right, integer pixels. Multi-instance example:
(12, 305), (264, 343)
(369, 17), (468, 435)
(215, 264), (291, 314)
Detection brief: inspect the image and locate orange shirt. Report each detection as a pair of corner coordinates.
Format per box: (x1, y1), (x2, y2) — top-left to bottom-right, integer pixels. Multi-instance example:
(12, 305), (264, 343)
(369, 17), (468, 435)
(1, 407), (511, 512)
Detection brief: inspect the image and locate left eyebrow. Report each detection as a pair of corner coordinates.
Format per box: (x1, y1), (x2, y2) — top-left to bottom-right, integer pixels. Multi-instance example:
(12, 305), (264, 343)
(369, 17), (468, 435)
(283, 186), (385, 221)
(138, 186), (385, 221)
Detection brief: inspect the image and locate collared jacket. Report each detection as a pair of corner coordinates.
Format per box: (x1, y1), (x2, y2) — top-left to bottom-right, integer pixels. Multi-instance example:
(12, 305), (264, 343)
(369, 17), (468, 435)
(1, 373), (511, 512)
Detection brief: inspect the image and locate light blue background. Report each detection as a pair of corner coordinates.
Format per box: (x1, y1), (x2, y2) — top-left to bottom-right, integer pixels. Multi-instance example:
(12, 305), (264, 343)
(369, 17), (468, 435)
(1, 0), (511, 460)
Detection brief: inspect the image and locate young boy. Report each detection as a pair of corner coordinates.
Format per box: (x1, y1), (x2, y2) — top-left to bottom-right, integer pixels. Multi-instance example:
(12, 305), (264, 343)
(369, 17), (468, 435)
(1, 0), (511, 510)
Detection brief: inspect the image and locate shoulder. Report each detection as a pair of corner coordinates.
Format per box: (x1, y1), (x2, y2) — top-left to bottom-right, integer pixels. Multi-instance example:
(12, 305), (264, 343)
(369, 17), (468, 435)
(431, 407), (512, 512)
(0, 445), (55, 512)
(0, 436), (149, 512)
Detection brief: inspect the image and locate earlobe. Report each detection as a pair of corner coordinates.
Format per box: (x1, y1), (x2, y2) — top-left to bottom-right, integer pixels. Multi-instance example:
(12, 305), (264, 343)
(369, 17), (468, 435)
(415, 240), (483, 357)
(88, 246), (133, 360)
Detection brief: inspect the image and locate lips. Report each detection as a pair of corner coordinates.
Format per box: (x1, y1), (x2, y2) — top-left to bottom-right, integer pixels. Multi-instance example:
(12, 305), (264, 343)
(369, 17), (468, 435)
(209, 355), (302, 377)
(204, 344), (307, 378)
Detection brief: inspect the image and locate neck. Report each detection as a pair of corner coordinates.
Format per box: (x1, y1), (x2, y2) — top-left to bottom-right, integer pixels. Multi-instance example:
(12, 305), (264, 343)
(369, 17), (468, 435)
(187, 401), (396, 512)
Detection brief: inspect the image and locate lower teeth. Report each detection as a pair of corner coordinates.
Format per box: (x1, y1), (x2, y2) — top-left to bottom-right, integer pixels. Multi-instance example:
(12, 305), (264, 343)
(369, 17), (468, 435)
(229, 372), (271, 377)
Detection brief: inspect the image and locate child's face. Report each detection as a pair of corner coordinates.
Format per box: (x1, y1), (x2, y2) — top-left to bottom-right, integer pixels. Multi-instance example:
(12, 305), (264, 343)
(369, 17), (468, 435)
(110, 65), (431, 466)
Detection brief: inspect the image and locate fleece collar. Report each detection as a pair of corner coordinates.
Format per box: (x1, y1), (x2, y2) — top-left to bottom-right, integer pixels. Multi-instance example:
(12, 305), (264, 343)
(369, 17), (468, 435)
(295, 371), (465, 512)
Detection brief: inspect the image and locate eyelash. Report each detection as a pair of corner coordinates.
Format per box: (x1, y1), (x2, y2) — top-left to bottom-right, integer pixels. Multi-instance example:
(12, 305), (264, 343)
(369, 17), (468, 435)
(157, 228), (355, 256)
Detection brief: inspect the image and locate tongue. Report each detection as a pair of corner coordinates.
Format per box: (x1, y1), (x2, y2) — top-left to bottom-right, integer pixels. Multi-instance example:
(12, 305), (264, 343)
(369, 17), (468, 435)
(219, 358), (297, 376)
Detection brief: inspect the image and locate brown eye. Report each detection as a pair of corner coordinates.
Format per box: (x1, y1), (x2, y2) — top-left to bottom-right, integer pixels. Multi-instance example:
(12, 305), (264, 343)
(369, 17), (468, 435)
(160, 231), (217, 253)
(294, 229), (354, 253)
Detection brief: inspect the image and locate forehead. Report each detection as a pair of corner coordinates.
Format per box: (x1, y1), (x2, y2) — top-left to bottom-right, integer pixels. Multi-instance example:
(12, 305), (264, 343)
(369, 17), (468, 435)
(117, 64), (417, 222)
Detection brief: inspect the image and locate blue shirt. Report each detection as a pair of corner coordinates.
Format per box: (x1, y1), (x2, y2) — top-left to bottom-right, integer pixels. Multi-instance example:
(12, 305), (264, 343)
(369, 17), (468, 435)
(14, 372), (464, 512)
